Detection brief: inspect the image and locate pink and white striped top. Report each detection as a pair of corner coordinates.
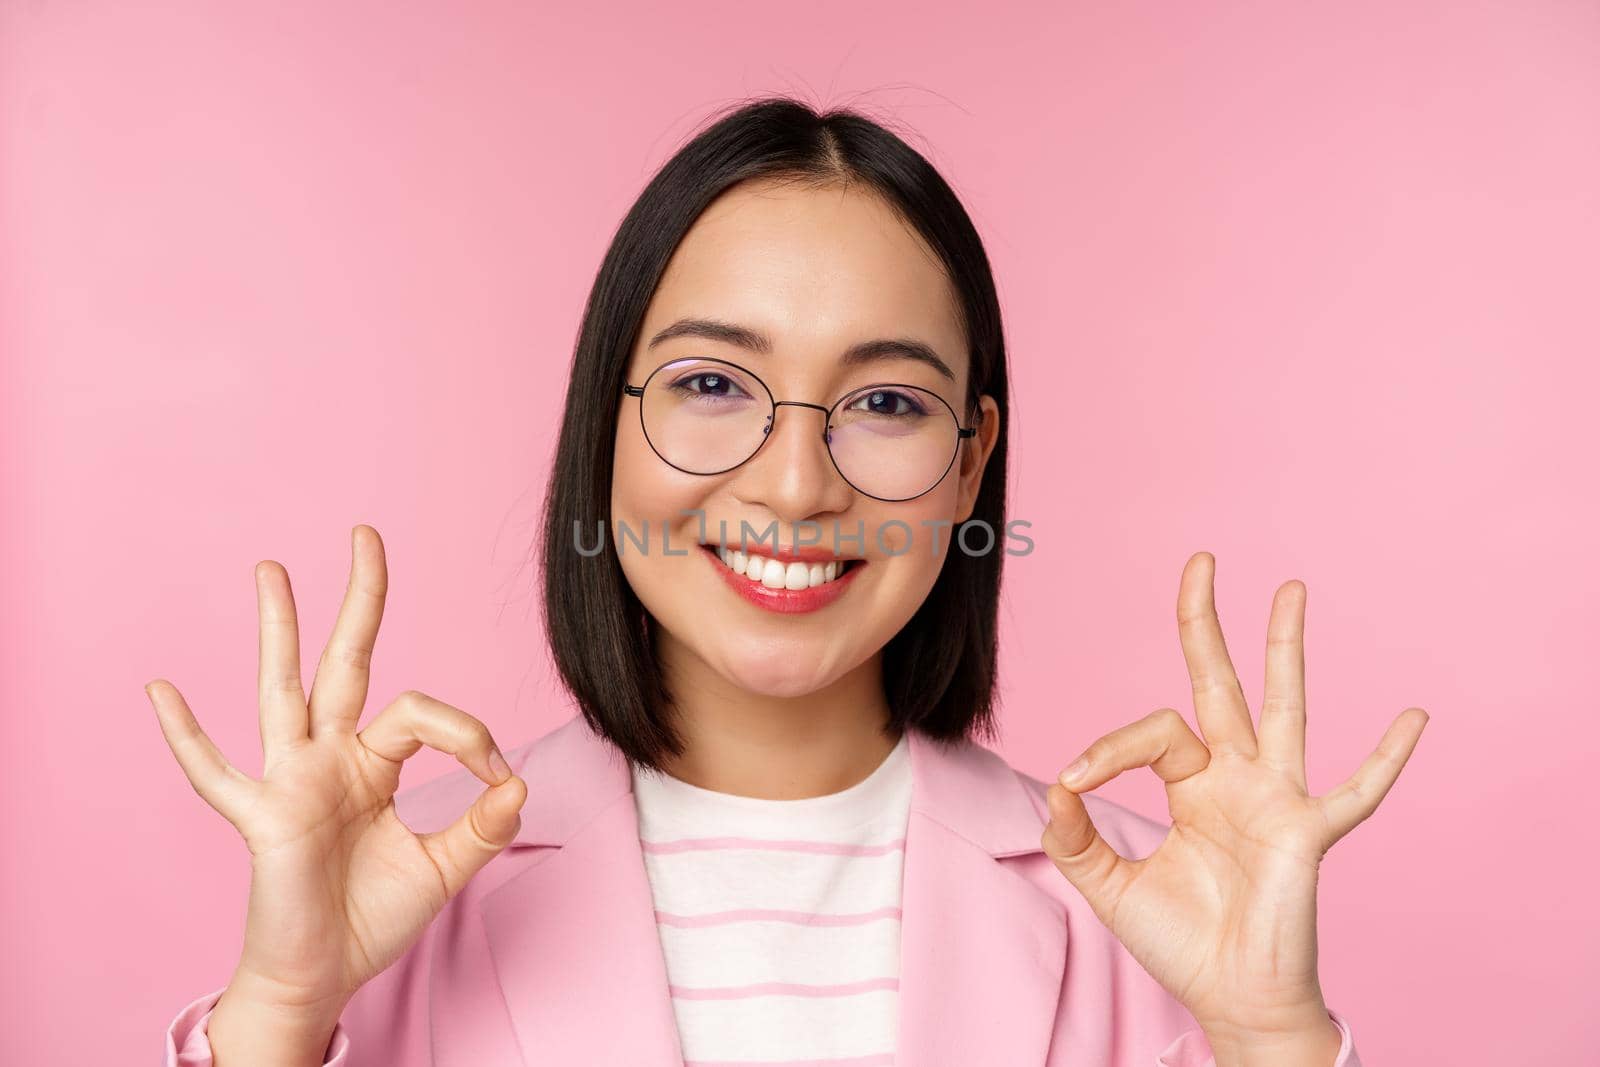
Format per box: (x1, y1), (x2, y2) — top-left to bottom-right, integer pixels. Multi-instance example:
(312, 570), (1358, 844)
(629, 731), (913, 1067)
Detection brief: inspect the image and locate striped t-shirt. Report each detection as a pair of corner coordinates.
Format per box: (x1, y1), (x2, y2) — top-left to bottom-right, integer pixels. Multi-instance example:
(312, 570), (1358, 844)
(629, 731), (912, 1067)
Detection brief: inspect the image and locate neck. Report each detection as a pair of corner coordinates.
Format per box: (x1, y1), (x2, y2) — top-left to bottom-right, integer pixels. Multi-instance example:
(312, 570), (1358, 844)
(651, 636), (901, 800)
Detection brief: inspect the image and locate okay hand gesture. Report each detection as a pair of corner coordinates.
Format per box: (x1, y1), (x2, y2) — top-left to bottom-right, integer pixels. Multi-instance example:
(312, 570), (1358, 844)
(147, 526), (527, 1039)
(1042, 552), (1427, 1060)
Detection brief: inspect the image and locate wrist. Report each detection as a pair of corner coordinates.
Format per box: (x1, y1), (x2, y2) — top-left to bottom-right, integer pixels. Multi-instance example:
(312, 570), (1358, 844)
(208, 973), (348, 1067)
(1202, 1011), (1344, 1067)
(223, 963), (353, 1022)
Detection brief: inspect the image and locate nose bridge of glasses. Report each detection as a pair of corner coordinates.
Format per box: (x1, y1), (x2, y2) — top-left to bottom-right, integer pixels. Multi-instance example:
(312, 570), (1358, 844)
(767, 399), (833, 436)
(759, 398), (841, 484)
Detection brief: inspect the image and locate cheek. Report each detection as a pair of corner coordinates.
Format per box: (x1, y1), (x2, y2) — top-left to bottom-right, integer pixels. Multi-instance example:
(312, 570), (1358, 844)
(856, 487), (965, 611)
(610, 421), (722, 613)
(611, 419), (709, 526)
(880, 473), (965, 556)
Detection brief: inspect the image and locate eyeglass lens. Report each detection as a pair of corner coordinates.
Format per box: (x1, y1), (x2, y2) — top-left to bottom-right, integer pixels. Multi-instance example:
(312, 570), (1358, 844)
(637, 357), (963, 501)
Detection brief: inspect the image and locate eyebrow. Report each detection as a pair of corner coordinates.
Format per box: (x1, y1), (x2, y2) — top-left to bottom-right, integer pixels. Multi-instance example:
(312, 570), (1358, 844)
(646, 317), (957, 383)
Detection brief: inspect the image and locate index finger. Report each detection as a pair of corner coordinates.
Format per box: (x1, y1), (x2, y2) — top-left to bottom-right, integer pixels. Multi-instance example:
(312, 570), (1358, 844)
(1176, 552), (1258, 757)
(1044, 708), (1209, 927)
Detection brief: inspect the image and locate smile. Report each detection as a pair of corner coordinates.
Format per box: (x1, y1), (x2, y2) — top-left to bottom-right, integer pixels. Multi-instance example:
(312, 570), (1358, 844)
(697, 543), (865, 614)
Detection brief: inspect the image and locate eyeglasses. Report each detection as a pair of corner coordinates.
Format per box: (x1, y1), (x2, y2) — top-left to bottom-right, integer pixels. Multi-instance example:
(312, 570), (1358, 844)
(623, 356), (977, 503)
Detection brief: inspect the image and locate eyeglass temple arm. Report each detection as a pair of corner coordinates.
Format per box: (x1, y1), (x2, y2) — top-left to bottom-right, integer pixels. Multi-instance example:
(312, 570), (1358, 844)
(623, 385), (643, 397)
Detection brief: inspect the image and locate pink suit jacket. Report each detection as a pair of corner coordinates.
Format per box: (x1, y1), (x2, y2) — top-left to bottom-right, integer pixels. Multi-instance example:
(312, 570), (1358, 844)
(166, 712), (1361, 1066)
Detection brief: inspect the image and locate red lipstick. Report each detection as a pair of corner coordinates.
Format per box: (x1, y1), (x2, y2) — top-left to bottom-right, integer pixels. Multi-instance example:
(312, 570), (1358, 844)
(700, 544), (864, 614)
(701, 540), (864, 563)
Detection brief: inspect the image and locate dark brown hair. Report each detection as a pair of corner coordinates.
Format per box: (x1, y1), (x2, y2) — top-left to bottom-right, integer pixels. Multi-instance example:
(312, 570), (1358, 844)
(538, 95), (1012, 773)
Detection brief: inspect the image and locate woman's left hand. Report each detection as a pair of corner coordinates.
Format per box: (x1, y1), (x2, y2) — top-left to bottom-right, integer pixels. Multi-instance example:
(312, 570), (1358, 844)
(1042, 551), (1428, 1061)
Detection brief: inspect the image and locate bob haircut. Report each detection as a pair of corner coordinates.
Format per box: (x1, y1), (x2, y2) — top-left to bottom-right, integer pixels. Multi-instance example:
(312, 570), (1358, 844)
(539, 95), (1012, 774)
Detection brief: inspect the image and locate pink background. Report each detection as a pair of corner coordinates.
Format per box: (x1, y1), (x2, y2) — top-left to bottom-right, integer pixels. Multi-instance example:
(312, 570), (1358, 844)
(4, 2), (1597, 1062)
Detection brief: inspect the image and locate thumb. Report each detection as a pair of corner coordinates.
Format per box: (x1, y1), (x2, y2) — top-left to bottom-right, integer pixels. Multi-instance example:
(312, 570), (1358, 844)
(1041, 783), (1135, 928)
(420, 774), (529, 899)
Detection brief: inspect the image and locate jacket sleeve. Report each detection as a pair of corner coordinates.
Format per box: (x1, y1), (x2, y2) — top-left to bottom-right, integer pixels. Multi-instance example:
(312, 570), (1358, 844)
(163, 916), (438, 1067)
(1155, 1007), (1362, 1067)
(164, 987), (351, 1066)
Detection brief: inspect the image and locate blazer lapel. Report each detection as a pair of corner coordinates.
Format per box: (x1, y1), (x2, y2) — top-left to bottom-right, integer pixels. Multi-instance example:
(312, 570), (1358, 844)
(474, 715), (1064, 1067)
(477, 715), (685, 1066)
(896, 729), (1067, 1066)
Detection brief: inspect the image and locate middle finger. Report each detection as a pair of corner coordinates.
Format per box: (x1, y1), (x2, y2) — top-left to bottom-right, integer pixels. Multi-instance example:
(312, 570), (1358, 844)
(257, 560), (310, 755)
(1257, 579), (1309, 789)
(309, 524), (389, 738)
(1176, 552), (1258, 757)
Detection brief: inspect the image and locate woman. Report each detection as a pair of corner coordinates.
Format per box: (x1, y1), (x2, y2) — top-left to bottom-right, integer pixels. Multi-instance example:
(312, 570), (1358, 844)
(155, 96), (1425, 1065)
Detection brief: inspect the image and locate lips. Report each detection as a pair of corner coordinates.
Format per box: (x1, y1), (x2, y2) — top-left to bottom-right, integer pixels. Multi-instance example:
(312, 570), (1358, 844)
(699, 543), (864, 614)
(703, 540), (865, 564)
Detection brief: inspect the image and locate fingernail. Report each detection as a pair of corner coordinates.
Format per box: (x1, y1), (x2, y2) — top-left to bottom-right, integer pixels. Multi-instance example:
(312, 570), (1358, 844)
(488, 747), (511, 782)
(1059, 757), (1089, 786)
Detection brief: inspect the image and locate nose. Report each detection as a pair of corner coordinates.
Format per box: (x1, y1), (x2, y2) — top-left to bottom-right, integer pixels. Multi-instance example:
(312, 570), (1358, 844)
(735, 400), (854, 523)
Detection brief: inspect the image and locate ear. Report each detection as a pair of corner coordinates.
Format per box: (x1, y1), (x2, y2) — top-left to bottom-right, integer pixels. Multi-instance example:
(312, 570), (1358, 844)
(953, 394), (1001, 525)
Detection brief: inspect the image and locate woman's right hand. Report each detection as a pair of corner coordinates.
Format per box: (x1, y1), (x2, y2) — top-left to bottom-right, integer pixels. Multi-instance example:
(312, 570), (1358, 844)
(148, 524), (528, 1038)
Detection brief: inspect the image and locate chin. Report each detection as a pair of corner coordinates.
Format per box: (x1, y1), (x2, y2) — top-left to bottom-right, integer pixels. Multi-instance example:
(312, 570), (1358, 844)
(709, 644), (848, 700)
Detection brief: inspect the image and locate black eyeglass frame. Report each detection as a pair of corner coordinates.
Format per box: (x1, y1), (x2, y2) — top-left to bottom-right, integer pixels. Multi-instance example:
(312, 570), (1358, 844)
(622, 356), (978, 503)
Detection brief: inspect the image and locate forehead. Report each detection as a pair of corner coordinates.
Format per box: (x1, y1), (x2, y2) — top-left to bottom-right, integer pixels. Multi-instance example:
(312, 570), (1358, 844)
(635, 178), (967, 384)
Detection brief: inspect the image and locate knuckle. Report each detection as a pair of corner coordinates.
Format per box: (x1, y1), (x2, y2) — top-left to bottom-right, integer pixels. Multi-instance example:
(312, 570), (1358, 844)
(265, 673), (303, 696)
(1151, 707), (1185, 731)
(1044, 819), (1090, 864)
(1260, 695), (1304, 714)
(464, 804), (497, 852)
(1084, 842), (1120, 884)
(323, 642), (373, 672)
(1057, 835), (1095, 866)
(460, 718), (493, 751)
(1342, 776), (1368, 806)
(432, 702), (485, 746)
(1189, 671), (1238, 695)
(1082, 739), (1113, 765)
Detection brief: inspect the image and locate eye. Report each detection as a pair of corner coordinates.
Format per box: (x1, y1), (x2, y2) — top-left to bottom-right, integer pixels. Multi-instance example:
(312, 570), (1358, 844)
(668, 370), (751, 399)
(846, 389), (927, 417)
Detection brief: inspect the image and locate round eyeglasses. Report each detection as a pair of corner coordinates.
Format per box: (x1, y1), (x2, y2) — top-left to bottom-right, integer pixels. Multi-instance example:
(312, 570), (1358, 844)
(623, 356), (977, 503)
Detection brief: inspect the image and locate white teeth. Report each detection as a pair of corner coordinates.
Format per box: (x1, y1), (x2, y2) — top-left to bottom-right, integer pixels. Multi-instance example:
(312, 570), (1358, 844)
(709, 546), (855, 590)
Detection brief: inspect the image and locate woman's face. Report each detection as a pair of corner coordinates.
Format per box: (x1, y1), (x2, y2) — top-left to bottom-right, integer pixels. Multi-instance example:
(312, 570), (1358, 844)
(611, 177), (1001, 700)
